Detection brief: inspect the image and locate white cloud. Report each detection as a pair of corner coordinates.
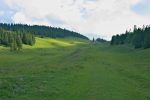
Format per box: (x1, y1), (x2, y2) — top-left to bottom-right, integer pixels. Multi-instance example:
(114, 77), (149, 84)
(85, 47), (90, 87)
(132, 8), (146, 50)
(4, 0), (150, 40)
(12, 12), (50, 25)
(0, 11), (4, 16)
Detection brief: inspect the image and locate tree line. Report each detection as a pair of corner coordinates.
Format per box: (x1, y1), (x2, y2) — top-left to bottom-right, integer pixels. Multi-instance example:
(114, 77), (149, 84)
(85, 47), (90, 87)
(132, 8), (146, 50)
(0, 23), (89, 51)
(0, 23), (89, 40)
(0, 29), (35, 51)
(111, 25), (150, 49)
(96, 38), (107, 43)
(92, 38), (107, 43)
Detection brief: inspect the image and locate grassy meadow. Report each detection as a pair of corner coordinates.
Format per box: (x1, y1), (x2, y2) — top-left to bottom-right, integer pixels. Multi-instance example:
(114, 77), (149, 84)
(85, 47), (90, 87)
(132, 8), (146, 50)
(0, 37), (150, 100)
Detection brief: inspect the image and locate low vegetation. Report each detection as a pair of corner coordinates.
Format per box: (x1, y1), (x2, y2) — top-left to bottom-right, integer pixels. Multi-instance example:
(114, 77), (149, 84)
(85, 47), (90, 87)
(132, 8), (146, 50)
(0, 37), (150, 100)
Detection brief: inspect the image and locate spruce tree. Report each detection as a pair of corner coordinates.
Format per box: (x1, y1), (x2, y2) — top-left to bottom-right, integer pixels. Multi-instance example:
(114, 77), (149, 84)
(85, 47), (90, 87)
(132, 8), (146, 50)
(10, 38), (17, 51)
(92, 37), (95, 42)
(143, 33), (150, 49)
(16, 35), (22, 50)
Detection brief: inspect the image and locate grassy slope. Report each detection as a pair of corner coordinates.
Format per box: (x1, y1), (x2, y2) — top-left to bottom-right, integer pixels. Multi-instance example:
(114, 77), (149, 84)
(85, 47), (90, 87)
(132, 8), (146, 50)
(0, 38), (150, 100)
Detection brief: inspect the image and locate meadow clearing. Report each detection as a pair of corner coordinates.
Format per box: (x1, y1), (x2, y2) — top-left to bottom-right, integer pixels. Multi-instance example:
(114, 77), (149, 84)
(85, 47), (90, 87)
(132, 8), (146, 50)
(0, 37), (150, 100)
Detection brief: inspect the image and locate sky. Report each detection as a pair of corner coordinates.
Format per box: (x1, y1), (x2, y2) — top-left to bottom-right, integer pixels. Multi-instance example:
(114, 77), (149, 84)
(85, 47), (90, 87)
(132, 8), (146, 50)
(0, 0), (150, 40)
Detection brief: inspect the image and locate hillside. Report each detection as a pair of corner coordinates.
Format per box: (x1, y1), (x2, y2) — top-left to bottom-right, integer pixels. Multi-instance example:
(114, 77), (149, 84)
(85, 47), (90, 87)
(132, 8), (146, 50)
(0, 23), (89, 39)
(0, 23), (88, 51)
(0, 38), (150, 100)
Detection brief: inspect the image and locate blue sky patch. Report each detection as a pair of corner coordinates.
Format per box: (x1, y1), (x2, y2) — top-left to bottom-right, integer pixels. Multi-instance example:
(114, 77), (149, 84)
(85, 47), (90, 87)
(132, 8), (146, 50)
(0, 0), (14, 23)
(131, 0), (150, 15)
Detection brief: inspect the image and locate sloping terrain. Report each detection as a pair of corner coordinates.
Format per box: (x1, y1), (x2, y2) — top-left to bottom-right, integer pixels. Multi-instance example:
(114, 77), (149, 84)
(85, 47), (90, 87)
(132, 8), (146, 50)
(0, 38), (150, 100)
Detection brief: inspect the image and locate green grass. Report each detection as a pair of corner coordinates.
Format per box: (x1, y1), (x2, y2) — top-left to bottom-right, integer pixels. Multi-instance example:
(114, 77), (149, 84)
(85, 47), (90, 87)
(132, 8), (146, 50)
(0, 38), (150, 100)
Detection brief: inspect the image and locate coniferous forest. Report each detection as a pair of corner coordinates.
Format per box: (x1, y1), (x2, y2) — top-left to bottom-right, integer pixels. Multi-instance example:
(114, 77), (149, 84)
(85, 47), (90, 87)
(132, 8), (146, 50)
(0, 29), (35, 51)
(111, 25), (150, 49)
(96, 38), (107, 43)
(0, 23), (88, 51)
(0, 23), (88, 39)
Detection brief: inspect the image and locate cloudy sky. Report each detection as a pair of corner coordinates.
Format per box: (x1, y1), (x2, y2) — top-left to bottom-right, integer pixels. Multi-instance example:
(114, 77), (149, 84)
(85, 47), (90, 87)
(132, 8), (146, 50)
(0, 0), (150, 40)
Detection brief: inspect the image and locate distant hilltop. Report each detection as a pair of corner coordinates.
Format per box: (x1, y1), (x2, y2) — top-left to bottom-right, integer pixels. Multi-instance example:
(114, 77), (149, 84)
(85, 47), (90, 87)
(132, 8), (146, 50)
(0, 23), (89, 40)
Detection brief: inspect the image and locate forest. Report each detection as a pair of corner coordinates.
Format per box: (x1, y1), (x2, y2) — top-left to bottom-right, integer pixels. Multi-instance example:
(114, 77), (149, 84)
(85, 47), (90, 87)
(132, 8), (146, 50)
(0, 23), (88, 39)
(96, 38), (107, 43)
(111, 25), (150, 49)
(0, 23), (88, 51)
(0, 29), (35, 51)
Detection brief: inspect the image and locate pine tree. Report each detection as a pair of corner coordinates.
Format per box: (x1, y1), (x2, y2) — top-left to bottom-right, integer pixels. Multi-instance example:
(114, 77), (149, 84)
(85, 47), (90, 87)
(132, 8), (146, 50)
(10, 38), (17, 51)
(111, 36), (115, 45)
(4, 33), (9, 46)
(132, 29), (144, 48)
(92, 37), (95, 42)
(143, 33), (150, 49)
(16, 35), (22, 50)
(111, 25), (150, 49)
(22, 33), (28, 44)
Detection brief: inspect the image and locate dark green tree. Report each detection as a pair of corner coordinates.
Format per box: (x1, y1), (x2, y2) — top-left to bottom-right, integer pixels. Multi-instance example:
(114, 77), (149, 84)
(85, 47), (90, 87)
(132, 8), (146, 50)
(111, 25), (150, 49)
(16, 35), (22, 50)
(10, 38), (17, 51)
